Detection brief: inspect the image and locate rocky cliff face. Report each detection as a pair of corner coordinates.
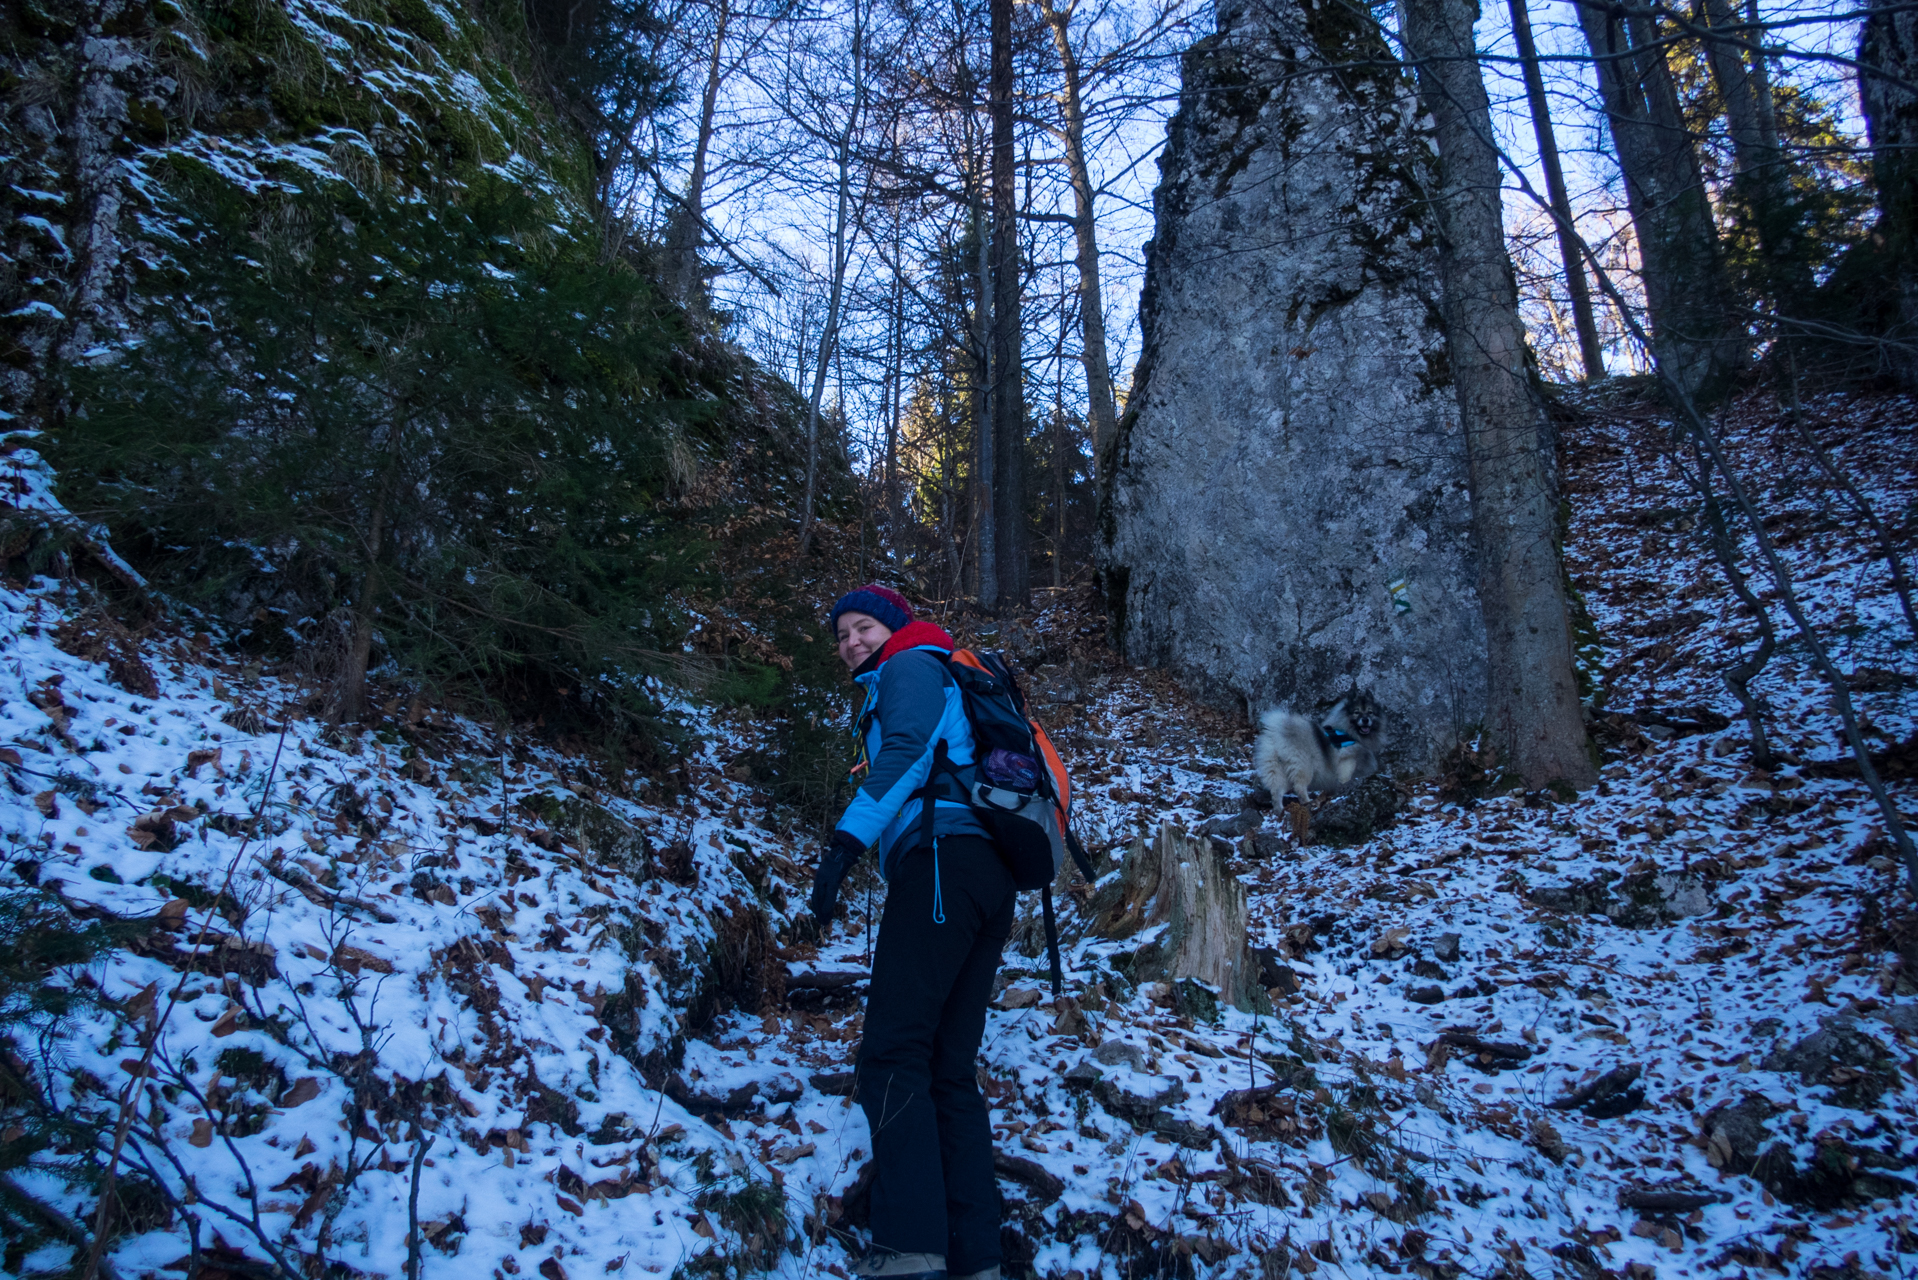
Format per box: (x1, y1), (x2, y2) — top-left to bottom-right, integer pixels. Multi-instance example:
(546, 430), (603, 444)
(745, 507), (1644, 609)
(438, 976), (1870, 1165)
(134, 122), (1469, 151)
(1100, 0), (1485, 766)
(0, 0), (586, 425)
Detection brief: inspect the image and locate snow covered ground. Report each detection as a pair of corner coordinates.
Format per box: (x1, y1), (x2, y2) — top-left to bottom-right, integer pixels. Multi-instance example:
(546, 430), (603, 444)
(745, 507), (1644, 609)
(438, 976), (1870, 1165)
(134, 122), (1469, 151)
(3, 387), (1915, 1280)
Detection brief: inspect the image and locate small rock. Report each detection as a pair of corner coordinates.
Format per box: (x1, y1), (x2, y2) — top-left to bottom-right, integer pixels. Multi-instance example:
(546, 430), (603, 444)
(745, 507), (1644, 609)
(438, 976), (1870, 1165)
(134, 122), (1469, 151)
(1529, 1116), (1569, 1163)
(1406, 985), (1445, 1005)
(1256, 950), (1302, 994)
(1529, 866), (1714, 928)
(1433, 932), (1461, 962)
(1370, 926), (1412, 959)
(1408, 957), (1448, 981)
(1546, 1063), (1644, 1117)
(1868, 1003), (1918, 1037)
(1309, 775), (1402, 846)
(1094, 1040), (1149, 1073)
(1172, 978), (1222, 1023)
(1246, 830), (1287, 858)
(1028, 664), (1086, 705)
(1761, 1017), (1898, 1109)
(1198, 808), (1263, 839)
(1063, 1060), (1212, 1149)
(1699, 1093), (1779, 1176)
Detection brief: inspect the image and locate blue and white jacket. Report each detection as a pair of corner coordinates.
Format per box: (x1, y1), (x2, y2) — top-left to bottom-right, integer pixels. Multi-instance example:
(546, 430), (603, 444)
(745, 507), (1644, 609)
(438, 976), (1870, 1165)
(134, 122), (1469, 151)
(832, 621), (989, 879)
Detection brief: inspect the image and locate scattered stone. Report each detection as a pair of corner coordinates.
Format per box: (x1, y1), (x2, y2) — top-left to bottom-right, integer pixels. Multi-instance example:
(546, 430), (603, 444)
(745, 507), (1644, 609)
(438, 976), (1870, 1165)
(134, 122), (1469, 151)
(1370, 926), (1413, 960)
(1699, 1093), (1782, 1178)
(667, 1075), (762, 1114)
(1633, 705), (1733, 738)
(786, 968), (867, 992)
(1171, 978), (1222, 1023)
(1528, 864), (1714, 928)
(1528, 1116), (1570, 1163)
(1618, 1185), (1728, 1214)
(1408, 958), (1448, 980)
(1245, 830), (1288, 859)
(1094, 1040), (1149, 1073)
(1406, 985), (1445, 1005)
(1433, 932), (1461, 962)
(1064, 1060), (1213, 1149)
(1775, 1133), (1917, 1209)
(1866, 1002), (1918, 1037)
(1760, 1016), (1898, 1109)
(1026, 664), (1086, 706)
(993, 1151), (1065, 1202)
(1310, 775), (1403, 847)
(1198, 808), (1263, 839)
(1547, 1063), (1645, 1118)
(1255, 950), (1302, 995)
(1437, 1031), (1531, 1073)
(809, 1071), (855, 1097)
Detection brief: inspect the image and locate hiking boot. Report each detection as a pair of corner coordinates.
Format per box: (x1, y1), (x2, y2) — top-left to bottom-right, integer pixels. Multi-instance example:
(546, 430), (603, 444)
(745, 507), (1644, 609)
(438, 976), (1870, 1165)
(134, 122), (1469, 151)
(950, 1266), (1000, 1280)
(850, 1250), (946, 1280)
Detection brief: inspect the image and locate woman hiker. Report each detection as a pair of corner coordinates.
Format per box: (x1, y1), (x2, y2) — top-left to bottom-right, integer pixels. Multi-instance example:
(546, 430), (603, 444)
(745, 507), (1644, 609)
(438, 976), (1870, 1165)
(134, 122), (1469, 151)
(810, 584), (1010, 1280)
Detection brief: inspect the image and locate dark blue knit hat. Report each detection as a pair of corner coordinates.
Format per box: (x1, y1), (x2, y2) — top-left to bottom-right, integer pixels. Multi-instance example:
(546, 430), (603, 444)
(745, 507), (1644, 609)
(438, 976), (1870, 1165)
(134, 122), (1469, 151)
(829, 583), (913, 634)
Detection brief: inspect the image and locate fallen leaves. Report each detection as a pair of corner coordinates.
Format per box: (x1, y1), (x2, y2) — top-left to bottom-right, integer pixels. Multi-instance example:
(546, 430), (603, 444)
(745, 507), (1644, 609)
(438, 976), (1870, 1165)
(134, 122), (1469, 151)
(330, 945), (394, 975)
(282, 1077), (322, 1107)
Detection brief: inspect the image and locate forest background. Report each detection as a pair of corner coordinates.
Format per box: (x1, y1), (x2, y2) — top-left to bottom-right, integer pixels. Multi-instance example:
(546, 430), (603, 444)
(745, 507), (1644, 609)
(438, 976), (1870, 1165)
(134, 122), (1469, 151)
(620, 0), (1895, 604)
(3, 0), (1918, 1271)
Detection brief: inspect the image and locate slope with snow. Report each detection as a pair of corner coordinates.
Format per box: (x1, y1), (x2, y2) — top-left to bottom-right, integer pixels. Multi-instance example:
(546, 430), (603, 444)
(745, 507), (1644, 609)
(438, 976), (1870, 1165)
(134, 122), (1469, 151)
(3, 388), (1916, 1280)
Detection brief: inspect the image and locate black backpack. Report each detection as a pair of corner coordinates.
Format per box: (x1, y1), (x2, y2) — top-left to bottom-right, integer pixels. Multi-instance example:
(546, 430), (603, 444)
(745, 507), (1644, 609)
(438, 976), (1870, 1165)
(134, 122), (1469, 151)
(907, 647), (1096, 993)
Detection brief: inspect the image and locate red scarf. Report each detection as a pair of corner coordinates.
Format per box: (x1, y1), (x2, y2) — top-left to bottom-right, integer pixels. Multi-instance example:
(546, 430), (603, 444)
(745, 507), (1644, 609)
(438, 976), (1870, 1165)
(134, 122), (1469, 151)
(846, 620), (958, 786)
(870, 619), (957, 666)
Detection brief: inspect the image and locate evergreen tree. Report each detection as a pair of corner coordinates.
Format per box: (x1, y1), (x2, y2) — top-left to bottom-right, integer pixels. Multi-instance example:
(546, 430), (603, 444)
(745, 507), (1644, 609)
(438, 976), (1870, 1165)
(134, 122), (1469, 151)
(59, 169), (712, 734)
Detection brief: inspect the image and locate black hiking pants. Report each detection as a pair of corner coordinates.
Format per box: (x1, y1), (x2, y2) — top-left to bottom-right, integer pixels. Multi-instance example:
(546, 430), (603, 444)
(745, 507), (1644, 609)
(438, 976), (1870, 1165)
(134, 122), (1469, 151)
(856, 835), (1016, 1273)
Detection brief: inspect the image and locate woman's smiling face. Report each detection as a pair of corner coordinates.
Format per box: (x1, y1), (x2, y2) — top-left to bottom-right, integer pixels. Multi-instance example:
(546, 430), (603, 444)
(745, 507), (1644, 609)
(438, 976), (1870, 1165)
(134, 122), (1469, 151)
(835, 611), (893, 671)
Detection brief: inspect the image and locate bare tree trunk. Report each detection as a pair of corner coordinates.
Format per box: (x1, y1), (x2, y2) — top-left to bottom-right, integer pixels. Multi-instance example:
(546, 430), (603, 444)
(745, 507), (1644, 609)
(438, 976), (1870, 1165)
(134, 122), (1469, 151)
(1575, 0), (1743, 401)
(1861, 0), (1918, 385)
(1699, 0), (1766, 173)
(1053, 294), (1069, 590)
(1509, 0), (1605, 380)
(990, 0), (1028, 612)
(1698, 0), (1805, 301)
(796, 0), (867, 558)
(973, 190), (998, 607)
(1039, 0), (1119, 477)
(1746, 0), (1778, 152)
(1402, 0), (1597, 788)
(884, 219), (906, 538)
(1691, 451), (1778, 766)
(339, 487), (388, 724)
(665, 0), (732, 308)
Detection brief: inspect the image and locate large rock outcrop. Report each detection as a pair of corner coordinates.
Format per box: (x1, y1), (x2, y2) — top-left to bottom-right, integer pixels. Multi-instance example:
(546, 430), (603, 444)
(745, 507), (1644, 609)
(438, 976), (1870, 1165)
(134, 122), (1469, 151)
(1100, 0), (1485, 765)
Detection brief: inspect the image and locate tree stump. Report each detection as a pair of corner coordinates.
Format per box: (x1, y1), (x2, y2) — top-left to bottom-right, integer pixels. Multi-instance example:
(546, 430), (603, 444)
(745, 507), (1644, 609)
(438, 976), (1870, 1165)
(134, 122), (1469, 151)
(1084, 823), (1262, 1012)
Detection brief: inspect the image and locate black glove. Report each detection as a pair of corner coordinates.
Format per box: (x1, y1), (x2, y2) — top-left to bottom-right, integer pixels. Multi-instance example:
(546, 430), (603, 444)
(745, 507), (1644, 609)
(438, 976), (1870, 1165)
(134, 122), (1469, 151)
(810, 830), (865, 923)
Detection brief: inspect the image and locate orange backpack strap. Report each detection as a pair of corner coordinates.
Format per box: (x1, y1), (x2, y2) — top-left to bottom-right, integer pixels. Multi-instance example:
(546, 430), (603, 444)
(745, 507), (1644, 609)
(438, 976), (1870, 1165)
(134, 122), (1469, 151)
(1032, 722), (1070, 817)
